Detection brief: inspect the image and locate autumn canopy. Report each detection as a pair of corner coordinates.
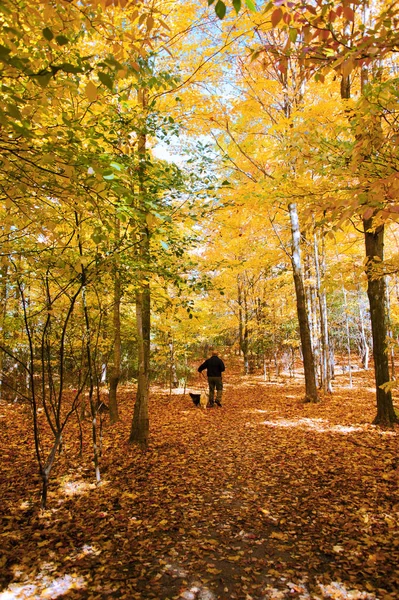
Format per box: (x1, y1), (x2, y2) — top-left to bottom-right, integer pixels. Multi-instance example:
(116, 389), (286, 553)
(0, 0), (399, 598)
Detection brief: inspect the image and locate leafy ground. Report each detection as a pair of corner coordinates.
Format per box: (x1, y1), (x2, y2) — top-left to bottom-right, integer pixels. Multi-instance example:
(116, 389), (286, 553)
(0, 367), (399, 600)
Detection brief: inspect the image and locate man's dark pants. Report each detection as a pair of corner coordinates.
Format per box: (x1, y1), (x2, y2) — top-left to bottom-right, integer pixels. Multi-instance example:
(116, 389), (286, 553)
(208, 376), (223, 405)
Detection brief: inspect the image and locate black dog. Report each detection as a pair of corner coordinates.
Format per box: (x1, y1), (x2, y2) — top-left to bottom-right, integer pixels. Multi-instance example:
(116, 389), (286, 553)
(189, 392), (208, 409)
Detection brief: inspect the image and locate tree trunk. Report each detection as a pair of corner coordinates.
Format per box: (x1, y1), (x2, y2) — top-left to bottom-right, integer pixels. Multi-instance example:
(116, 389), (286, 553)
(340, 69), (396, 424)
(385, 278), (395, 379)
(237, 274), (249, 373)
(237, 275), (243, 358)
(310, 282), (320, 386)
(243, 288), (249, 374)
(0, 262), (8, 400)
(363, 218), (398, 426)
(129, 87), (151, 448)
(357, 283), (369, 370)
(109, 269), (121, 423)
(75, 210), (101, 483)
(314, 231), (333, 393)
(288, 203), (319, 402)
(304, 245), (320, 387)
(109, 210), (121, 424)
(342, 286), (353, 388)
(129, 287), (150, 448)
(41, 432), (63, 509)
(168, 333), (178, 394)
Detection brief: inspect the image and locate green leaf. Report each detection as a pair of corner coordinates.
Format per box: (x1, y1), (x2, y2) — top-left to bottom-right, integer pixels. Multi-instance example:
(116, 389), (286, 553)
(289, 27), (298, 43)
(250, 50), (262, 62)
(233, 0), (241, 13)
(215, 0), (226, 18)
(103, 172), (115, 180)
(92, 232), (105, 244)
(55, 35), (69, 46)
(36, 73), (52, 88)
(0, 45), (11, 60)
(59, 62), (82, 74)
(110, 161), (123, 171)
(245, 0), (256, 12)
(207, 0), (216, 5)
(42, 28), (53, 41)
(7, 104), (22, 120)
(0, 4), (12, 15)
(98, 71), (113, 90)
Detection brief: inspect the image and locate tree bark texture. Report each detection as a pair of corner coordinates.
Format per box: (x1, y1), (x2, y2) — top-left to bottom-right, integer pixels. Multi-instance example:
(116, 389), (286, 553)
(314, 232), (333, 392)
(0, 262), (8, 400)
(357, 284), (370, 370)
(342, 286), (353, 388)
(129, 286), (150, 447)
(304, 246), (320, 386)
(168, 333), (178, 393)
(129, 87), (151, 448)
(109, 211), (122, 424)
(288, 203), (319, 402)
(237, 275), (249, 373)
(385, 279), (395, 379)
(363, 218), (398, 426)
(75, 210), (101, 483)
(109, 269), (121, 424)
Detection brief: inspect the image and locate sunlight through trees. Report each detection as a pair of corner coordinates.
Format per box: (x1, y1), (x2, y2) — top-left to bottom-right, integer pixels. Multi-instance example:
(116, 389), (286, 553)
(1, 0), (399, 597)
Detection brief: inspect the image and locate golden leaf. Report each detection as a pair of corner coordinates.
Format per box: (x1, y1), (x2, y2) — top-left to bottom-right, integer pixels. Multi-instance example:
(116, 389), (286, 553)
(85, 81), (98, 102)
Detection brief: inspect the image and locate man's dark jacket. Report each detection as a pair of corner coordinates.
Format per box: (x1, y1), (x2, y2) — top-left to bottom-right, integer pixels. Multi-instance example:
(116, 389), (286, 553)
(198, 355), (225, 378)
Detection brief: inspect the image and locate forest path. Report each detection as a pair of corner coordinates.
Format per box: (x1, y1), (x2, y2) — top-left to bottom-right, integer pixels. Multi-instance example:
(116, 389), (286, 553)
(0, 370), (398, 600)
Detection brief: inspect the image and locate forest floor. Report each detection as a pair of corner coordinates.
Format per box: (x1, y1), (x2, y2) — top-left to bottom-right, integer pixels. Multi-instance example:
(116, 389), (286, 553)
(0, 367), (399, 600)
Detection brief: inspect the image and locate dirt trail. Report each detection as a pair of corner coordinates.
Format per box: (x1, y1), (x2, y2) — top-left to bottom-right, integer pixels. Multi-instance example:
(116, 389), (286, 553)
(0, 370), (398, 599)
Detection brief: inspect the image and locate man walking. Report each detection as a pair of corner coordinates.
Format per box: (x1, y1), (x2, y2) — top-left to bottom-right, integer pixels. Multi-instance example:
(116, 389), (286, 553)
(198, 348), (225, 407)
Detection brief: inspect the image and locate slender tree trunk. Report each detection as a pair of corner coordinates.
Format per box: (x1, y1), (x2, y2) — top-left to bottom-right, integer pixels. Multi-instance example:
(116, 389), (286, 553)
(129, 286), (150, 447)
(330, 342), (335, 380)
(41, 432), (63, 509)
(168, 333), (178, 394)
(290, 347), (295, 378)
(302, 248), (319, 387)
(271, 303), (277, 378)
(109, 268), (121, 423)
(109, 211), (121, 423)
(183, 348), (188, 398)
(304, 245), (320, 386)
(243, 287), (249, 374)
(342, 286), (353, 388)
(237, 274), (249, 373)
(288, 203), (318, 402)
(364, 218), (398, 425)
(75, 211), (101, 483)
(82, 280), (101, 483)
(237, 275), (243, 358)
(129, 87), (151, 448)
(0, 262), (8, 400)
(357, 283), (369, 370)
(314, 231), (333, 393)
(385, 278), (395, 379)
(310, 283), (320, 386)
